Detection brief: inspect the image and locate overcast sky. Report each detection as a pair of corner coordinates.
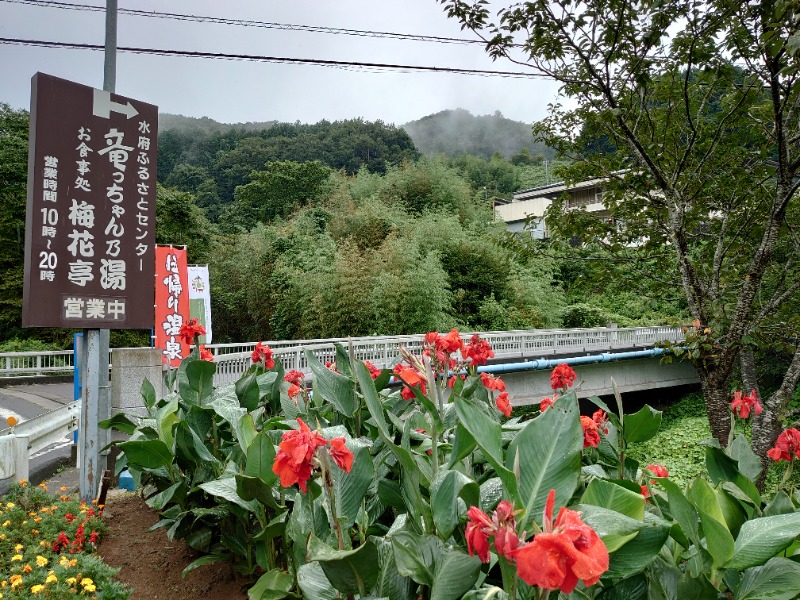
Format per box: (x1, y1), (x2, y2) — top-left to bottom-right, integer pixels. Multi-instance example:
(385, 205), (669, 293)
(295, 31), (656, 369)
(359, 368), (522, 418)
(0, 0), (560, 126)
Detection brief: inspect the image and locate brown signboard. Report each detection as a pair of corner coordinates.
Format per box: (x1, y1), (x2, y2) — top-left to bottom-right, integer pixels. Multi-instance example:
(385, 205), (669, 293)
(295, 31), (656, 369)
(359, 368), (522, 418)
(23, 73), (157, 329)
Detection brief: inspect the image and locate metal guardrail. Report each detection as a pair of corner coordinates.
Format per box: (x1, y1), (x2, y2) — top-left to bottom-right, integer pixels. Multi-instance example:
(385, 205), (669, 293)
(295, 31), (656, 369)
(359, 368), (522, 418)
(0, 402), (81, 480)
(0, 326), (684, 382)
(211, 326), (684, 386)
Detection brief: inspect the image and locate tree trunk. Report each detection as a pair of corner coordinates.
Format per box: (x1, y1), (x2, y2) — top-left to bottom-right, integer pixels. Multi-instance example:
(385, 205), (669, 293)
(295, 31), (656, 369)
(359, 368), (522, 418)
(752, 347), (800, 487)
(751, 399), (784, 490)
(739, 348), (760, 399)
(700, 374), (732, 446)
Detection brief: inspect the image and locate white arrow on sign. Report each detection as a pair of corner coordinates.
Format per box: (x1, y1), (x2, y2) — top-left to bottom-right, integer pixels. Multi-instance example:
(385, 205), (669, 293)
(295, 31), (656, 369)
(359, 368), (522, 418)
(92, 89), (139, 119)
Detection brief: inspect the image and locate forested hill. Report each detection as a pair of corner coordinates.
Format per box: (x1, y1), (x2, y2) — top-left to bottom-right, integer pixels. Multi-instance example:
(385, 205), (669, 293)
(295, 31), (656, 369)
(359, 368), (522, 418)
(402, 108), (554, 159)
(157, 118), (420, 211)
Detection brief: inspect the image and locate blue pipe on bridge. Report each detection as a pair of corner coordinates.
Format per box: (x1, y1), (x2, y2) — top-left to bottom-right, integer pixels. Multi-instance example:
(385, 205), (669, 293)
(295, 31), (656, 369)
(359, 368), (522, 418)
(475, 347), (666, 375)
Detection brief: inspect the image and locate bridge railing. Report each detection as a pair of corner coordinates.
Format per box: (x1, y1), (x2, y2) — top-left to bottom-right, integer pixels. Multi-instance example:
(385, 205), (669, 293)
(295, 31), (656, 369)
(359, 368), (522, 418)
(210, 326), (685, 386)
(0, 350), (76, 378)
(0, 326), (684, 382)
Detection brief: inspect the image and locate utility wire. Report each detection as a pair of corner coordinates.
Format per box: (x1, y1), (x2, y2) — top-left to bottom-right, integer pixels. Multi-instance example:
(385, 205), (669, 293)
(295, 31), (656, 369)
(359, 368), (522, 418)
(0, 37), (544, 79)
(1, 0), (487, 46)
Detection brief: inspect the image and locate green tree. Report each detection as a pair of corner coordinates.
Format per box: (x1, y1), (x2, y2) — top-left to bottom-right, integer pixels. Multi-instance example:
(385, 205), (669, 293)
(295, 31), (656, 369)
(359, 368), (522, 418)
(441, 0), (800, 459)
(156, 184), (215, 263)
(222, 161), (332, 231)
(0, 104), (29, 338)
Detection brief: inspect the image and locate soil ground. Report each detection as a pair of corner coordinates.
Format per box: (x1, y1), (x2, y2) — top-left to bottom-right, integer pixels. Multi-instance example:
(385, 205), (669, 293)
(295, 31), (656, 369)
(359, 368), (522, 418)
(99, 492), (248, 599)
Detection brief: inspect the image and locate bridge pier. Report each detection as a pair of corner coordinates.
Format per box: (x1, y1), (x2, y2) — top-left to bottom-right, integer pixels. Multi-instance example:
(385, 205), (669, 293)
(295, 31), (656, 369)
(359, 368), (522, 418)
(501, 357), (699, 406)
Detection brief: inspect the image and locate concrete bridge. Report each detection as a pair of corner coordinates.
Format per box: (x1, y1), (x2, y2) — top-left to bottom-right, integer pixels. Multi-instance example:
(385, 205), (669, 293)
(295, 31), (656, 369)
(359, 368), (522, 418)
(1, 326), (697, 416)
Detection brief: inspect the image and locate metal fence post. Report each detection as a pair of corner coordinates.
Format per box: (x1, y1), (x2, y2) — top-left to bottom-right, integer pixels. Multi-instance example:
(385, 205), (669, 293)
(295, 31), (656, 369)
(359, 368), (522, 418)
(13, 436), (29, 482)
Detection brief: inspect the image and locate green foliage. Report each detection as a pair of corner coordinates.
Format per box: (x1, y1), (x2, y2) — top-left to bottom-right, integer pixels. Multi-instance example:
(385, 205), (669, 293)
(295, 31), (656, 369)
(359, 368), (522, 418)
(561, 303), (609, 328)
(156, 184), (215, 263)
(158, 118), (419, 208)
(109, 335), (800, 599)
(0, 104), (28, 339)
(221, 161), (332, 231)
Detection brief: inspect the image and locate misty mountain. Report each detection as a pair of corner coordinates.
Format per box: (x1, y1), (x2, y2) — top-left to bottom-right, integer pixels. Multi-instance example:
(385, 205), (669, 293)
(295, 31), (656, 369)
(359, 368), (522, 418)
(158, 113), (279, 135)
(402, 108), (554, 160)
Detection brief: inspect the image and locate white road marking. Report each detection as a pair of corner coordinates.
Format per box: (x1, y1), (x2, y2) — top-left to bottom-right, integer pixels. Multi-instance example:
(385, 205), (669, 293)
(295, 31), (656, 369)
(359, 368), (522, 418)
(30, 438), (74, 460)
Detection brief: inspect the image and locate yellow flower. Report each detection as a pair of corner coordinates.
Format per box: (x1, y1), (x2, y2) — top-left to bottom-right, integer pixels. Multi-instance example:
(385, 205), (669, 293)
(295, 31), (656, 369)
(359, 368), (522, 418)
(60, 486), (67, 492)
(28, 511), (37, 517)
(59, 557), (70, 567)
(65, 577), (77, 585)
(0, 534), (5, 540)
(83, 583), (96, 593)
(1, 521), (10, 527)
(34, 517), (42, 523)
(37, 482), (47, 491)
(10, 575), (23, 590)
(39, 541), (48, 548)
(5, 502), (14, 509)
(22, 565), (32, 574)
(69, 559), (77, 567)
(51, 505), (58, 511)
(80, 578), (94, 587)
(30, 584), (45, 594)
(21, 520), (27, 525)
(0, 580), (6, 587)
(30, 529), (39, 535)
(10, 555), (22, 562)
(36, 556), (48, 567)
(14, 544), (23, 552)
(18, 480), (26, 487)
(45, 574), (57, 584)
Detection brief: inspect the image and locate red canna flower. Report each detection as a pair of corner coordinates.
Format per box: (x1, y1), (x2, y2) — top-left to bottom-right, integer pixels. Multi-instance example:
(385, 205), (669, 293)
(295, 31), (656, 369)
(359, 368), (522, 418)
(491, 500), (521, 559)
(481, 372), (506, 393)
(272, 418), (329, 492)
(462, 333), (495, 366)
(540, 395), (556, 412)
(466, 506), (493, 563)
(513, 489), (609, 594)
(364, 361), (382, 380)
(439, 329), (464, 354)
(199, 345), (214, 362)
(767, 428), (800, 462)
(179, 318), (206, 345)
(496, 392), (512, 418)
(640, 484), (650, 498)
(251, 341), (275, 369)
(284, 369), (305, 386)
(645, 464), (668, 478)
(287, 384), (302, 399)
(328, 437), (354, 473)
(592, 409), (609, 435)
(550, 363), (577, 390)
(730, 389), (763, 419)
(580, 416), (600, 448)
(393, 363), (427, 400)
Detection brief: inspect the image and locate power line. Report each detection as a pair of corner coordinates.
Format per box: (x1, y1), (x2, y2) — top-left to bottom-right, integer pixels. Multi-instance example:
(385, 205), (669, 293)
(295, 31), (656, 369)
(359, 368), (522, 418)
(0, 37), (545, 79)
(1, 0), (487, 46)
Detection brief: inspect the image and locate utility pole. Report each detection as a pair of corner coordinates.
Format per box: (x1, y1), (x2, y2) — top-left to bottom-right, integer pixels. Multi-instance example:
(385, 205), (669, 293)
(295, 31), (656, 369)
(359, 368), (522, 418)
(79, 0), (117, 501)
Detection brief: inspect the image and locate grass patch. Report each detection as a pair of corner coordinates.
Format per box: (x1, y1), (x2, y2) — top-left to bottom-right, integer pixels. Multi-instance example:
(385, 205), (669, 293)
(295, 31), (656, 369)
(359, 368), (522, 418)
(627, 392), (800, 494)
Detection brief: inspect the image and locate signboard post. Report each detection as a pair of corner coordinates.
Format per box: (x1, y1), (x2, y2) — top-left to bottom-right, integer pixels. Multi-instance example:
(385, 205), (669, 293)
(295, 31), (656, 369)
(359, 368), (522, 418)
(24, 72), (157, 499)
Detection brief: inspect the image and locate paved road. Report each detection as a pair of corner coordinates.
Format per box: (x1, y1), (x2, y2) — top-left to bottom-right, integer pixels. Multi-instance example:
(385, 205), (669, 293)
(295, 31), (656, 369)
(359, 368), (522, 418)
(0, 381), (77, 494)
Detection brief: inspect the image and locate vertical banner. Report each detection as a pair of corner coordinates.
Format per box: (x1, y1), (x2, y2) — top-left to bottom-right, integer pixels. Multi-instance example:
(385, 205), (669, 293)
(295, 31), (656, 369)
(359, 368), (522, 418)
(154, 246), (190, 367)
(187, 265), (212, 345)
